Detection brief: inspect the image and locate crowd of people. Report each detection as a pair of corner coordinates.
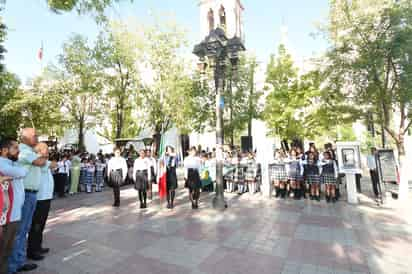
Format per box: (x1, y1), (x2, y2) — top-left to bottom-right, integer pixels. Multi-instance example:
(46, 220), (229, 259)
(267, 142), (340, 203)
(0, 128), (359, 274)
(0, 128), (53, 273)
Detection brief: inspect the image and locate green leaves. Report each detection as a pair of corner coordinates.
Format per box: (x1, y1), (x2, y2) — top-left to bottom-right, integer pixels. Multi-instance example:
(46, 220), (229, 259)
(325, 0), (412, 153)
(264, 45), (317, 140)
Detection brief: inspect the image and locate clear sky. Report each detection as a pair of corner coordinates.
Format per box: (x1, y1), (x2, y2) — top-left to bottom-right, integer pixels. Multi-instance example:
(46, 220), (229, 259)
(2, 0), (330, 82)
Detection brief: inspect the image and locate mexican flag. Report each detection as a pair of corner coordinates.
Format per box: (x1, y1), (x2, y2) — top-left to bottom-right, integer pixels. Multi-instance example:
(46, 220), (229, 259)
(158, 134), (167, 199)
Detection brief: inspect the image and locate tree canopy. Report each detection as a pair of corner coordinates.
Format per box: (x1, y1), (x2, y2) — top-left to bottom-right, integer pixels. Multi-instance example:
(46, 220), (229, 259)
(324, 0), (412, 155)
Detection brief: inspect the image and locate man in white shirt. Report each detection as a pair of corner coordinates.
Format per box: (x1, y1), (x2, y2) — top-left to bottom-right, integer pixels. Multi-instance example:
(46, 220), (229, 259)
(367, 147), (380, 198)
(27, 143), (55, 261)
(0, 138), (28, 274)
(107, 148), (127, 207)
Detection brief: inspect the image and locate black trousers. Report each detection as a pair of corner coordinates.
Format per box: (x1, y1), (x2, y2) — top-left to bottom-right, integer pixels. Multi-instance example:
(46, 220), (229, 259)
(28, 199), (51, 255)
(113, 185), (120, 206)
(55, 173), (67, 197)
(0, 221), (20, 274)
(370, 169), (380, 197)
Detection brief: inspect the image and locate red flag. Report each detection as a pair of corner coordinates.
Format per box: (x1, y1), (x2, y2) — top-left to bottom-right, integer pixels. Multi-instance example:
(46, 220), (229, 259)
(158, 135), (167, 199)
(38, 43), (43, 61)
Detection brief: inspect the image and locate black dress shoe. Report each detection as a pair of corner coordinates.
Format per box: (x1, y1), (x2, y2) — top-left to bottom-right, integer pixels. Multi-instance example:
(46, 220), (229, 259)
(39, 247), (50, 254)
(17, 263), (38, 272)
(27, 253), (44, 261)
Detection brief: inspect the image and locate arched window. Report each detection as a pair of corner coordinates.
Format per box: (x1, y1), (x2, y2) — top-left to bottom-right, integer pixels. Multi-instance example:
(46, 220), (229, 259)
(219, 5), (226, 28)
(208, 9), (214, 32)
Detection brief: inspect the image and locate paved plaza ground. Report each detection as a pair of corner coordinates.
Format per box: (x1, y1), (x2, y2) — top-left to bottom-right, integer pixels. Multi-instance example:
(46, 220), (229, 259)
(30, 180), (412, 274)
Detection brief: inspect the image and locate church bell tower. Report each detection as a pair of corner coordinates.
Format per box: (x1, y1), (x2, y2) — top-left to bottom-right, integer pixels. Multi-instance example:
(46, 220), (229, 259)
(199, 0), (244, 40)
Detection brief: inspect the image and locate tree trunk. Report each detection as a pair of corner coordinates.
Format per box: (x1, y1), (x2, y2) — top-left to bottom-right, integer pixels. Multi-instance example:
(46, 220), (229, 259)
(78, 119), (85, 152)
(381, 122), (386, 148)
(153, 124), (162, 156)
(247, 62), (255, 149)
(229, 75), (234, 147)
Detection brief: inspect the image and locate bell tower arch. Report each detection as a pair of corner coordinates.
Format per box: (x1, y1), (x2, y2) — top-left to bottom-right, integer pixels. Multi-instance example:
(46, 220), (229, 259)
(199, 0), (244, 40)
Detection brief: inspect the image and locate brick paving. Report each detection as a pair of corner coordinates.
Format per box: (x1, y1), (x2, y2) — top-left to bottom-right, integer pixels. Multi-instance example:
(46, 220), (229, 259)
(29, 180), (412, 274)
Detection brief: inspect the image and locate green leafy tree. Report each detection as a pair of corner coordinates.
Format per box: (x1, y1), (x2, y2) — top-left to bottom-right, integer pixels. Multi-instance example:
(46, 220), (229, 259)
(324, 0), (412, 156)
(53, 35), (103, 150)
(264, 44), (317, 142)
(0, 71), (22, 139)
(6, 72), (65, 136)
(224, 53), (262, 146)
(95, 20), (143, 140)
(138, 18), (190, 150)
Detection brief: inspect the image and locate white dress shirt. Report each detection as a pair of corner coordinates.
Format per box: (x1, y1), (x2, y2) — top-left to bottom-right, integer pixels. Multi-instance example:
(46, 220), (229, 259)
(133, 158), (151, 182)
(107, 156), (128, 181)
(184, 155), (202, 178)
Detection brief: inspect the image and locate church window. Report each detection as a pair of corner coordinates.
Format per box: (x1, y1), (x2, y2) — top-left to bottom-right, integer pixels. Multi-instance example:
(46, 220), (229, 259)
(208, 9), (214, 32)
(219, 5), (226, 29)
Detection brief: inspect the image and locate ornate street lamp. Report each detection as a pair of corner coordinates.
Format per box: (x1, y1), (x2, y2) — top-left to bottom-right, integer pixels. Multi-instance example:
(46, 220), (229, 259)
(193, 28), (245, 210)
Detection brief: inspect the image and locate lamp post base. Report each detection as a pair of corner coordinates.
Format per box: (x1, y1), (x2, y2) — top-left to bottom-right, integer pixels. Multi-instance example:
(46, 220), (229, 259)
(212, 195), (228, 210)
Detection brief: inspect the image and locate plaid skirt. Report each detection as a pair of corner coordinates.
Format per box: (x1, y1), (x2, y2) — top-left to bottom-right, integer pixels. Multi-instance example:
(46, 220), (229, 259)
(288, 171), (303, 182)
(233, 170), (245, 184)
(85, 172), (94, 186)
(305, 174), (320, 184)
(96, 171), (104, 185)
(321, 173), (337, 184)
(270, 165), (287, 181)
(224, 169), (234, 181)
(245, 169), (256, 181)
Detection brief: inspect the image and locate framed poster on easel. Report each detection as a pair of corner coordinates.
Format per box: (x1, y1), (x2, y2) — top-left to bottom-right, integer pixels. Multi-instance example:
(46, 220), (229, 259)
(376, 149), (398, 200)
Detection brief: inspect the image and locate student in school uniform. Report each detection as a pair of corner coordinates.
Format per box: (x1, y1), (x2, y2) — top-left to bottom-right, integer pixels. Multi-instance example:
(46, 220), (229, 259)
(245, 152), (257, 195)
(107, 148), (128, 207)
(302, 151), (321, 201)
(55, 155), (70, 197)
(320, 151), (338, 203)
(165, 147), (178, 209)
(95, 159), (105, 192)
(133, 150), (151, 209)
(69, 152), (81, 195)
(286, 149), (304, 200)
(224, 153), (235, 193)
(270, 150), (288, 198)
(85, 159), (95, 193)
(233, 153), (246, 195)
(184, 147), (202, 209)
(296, 147), (308, 198)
